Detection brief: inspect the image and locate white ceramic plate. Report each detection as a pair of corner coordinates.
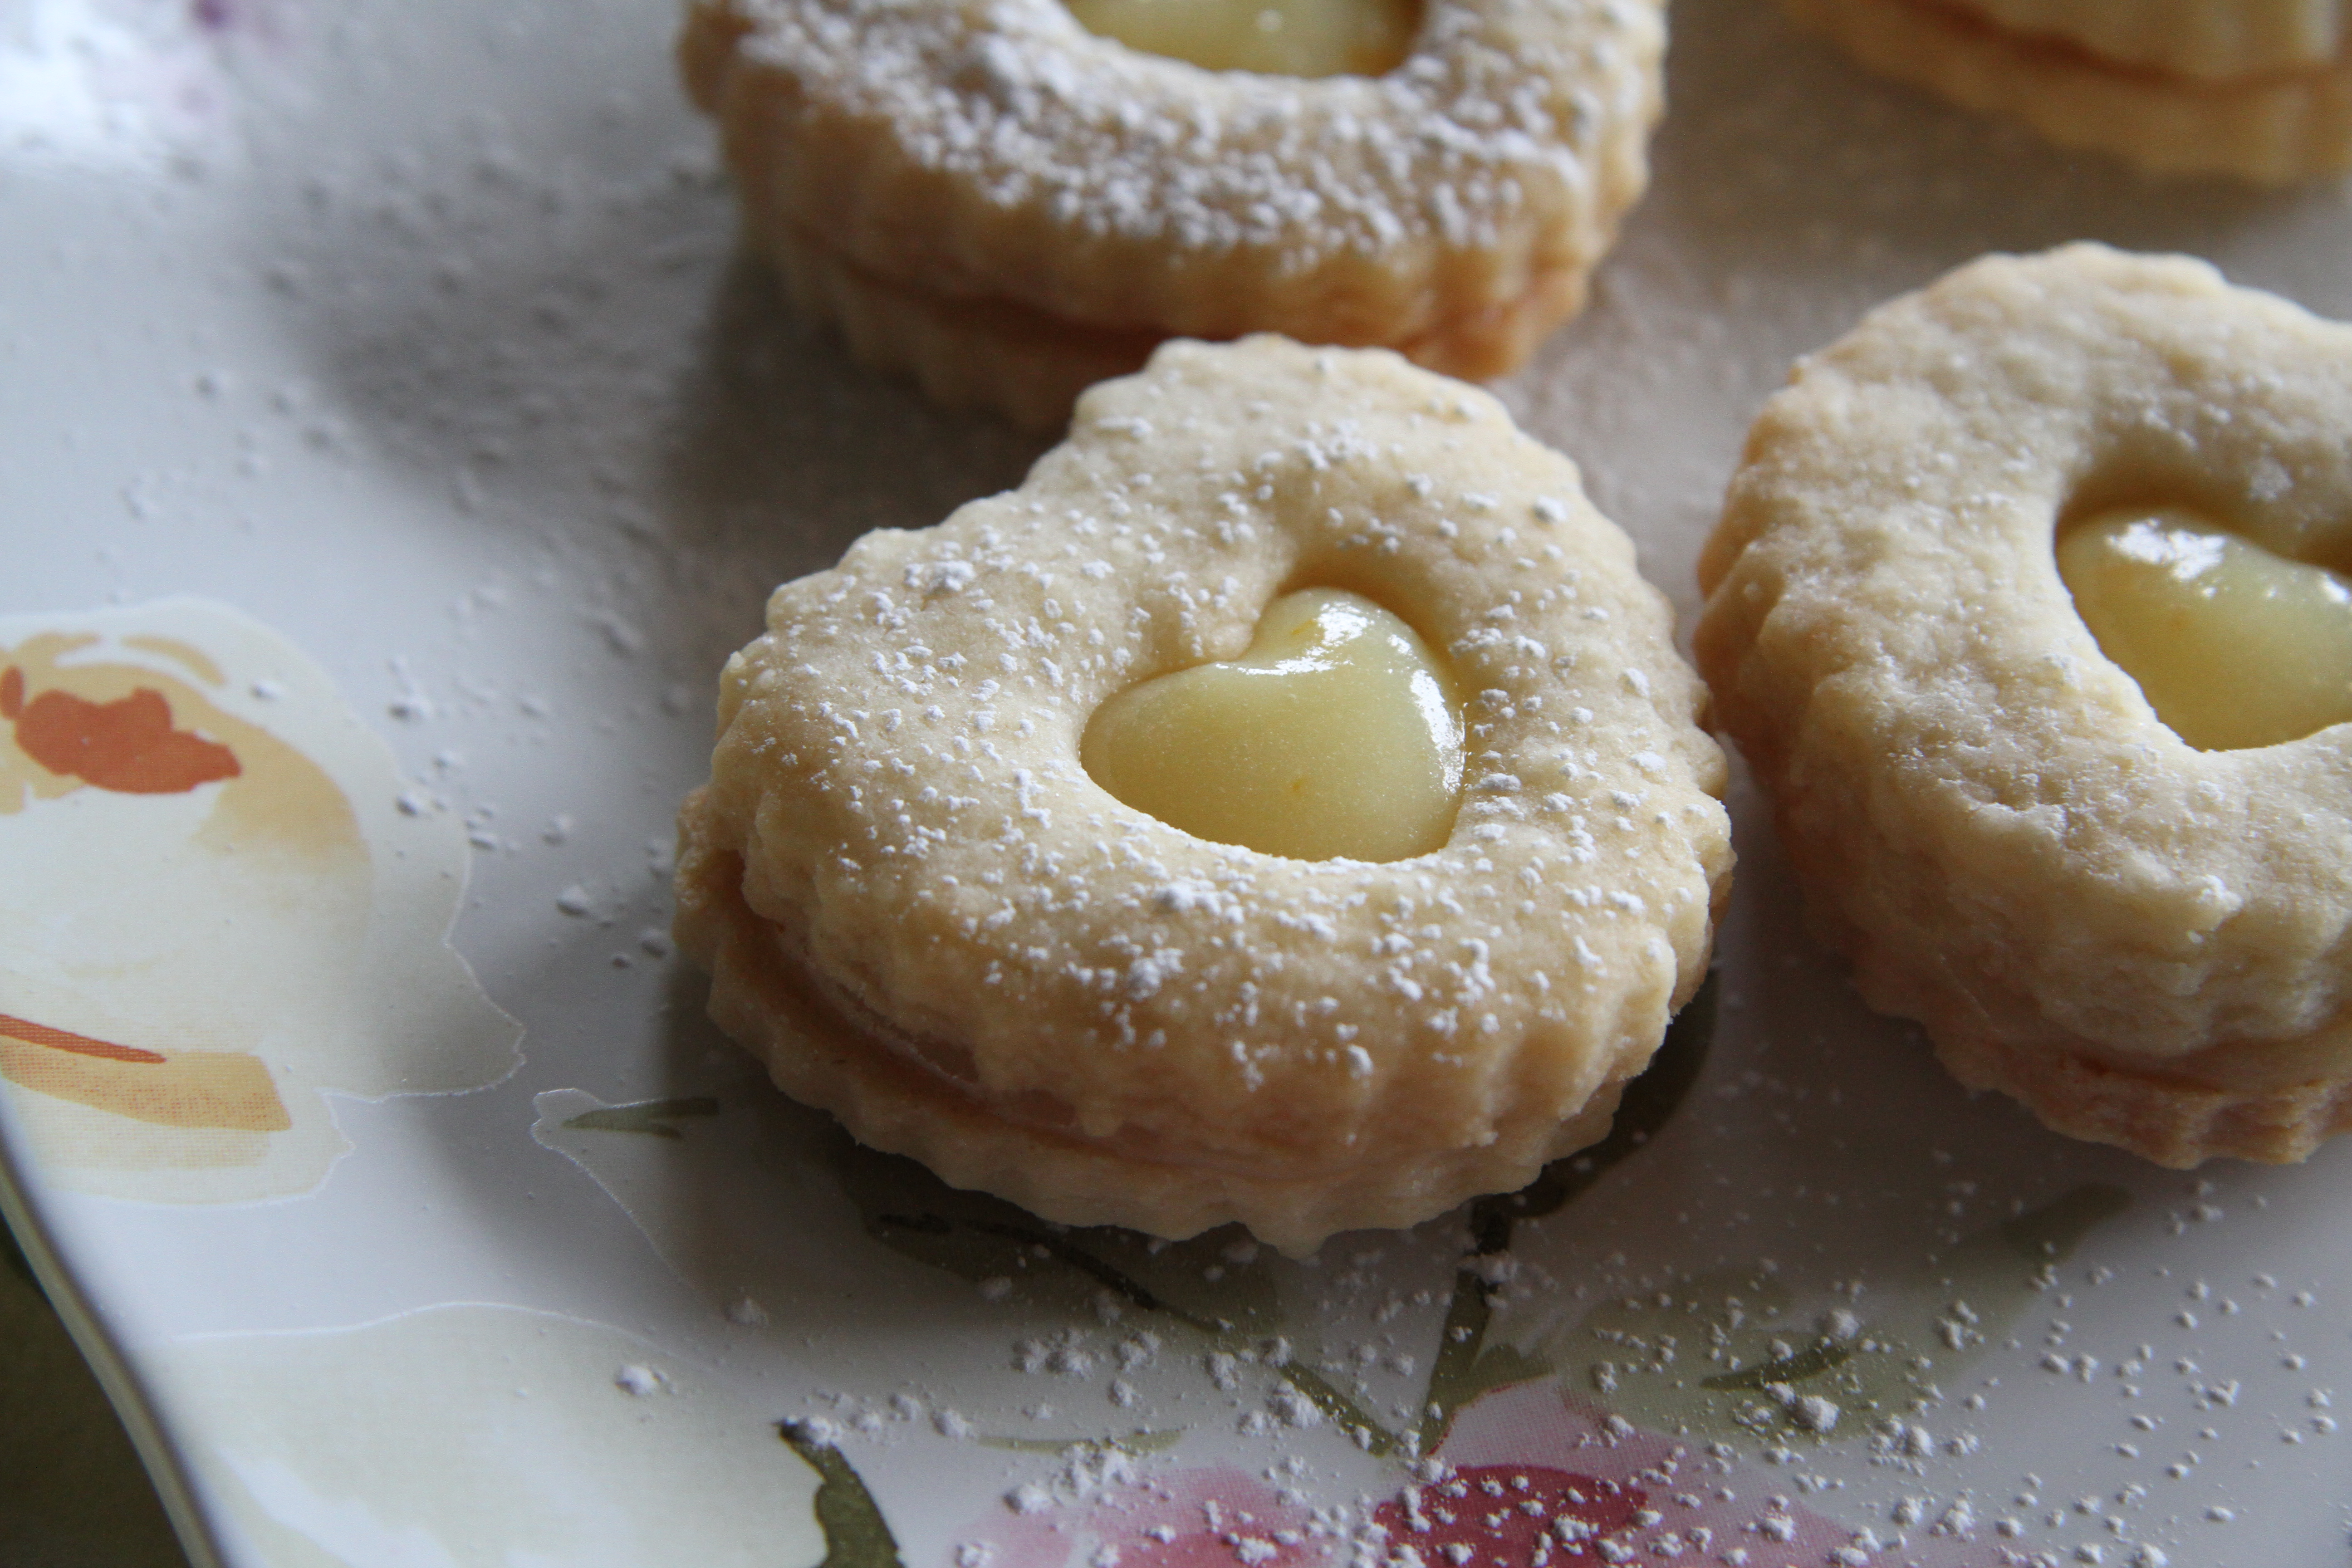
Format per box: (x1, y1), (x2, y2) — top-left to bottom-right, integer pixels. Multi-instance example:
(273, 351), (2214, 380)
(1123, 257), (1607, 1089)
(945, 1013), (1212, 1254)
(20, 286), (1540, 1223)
(4, 1), (2351, 1565)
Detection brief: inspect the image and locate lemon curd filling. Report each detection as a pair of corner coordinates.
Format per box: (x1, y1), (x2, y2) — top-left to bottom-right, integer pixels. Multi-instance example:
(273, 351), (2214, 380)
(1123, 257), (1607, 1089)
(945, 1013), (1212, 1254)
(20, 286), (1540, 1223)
(1081, 587), (1464, 861)
(1063, 0), (1421, 77)
(2058, 505), (2352, 751)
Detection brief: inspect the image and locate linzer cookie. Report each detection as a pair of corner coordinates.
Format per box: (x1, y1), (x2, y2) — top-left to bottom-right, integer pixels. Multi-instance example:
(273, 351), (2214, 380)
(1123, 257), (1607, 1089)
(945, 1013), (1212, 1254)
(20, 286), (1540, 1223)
(1782, 0), (2352, 182)
(678, 0), (1664, 426)
(1697, 245), (2352, 1167)
(675, 338), (1732, 1253)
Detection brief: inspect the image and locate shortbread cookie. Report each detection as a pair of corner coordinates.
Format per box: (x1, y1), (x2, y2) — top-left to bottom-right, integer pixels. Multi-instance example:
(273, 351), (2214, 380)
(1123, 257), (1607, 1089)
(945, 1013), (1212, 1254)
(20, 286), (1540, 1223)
(759, 218), (1594, 433)
(679, 0), (1662, 427)
(676, 337), (1732, 1253)
(1696, 244), (2352, 1166)
(1783, 0), (2352, 183)
(1953, 0), (2346, 79)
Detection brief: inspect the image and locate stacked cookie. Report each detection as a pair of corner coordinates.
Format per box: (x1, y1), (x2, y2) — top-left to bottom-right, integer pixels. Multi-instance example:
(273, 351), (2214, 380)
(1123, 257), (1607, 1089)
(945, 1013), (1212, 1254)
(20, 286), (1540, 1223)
(675, 338), (1733, 1253)
(1697, 245), (2352, 1167)
(679, 0), (1663, 427)
(1784, 0), (2352, 182)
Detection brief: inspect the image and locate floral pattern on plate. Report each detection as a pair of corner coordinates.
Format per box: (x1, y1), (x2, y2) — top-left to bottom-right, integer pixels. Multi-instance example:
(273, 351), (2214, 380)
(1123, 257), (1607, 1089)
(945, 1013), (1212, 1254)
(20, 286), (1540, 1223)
(0, 600), (518, 1202)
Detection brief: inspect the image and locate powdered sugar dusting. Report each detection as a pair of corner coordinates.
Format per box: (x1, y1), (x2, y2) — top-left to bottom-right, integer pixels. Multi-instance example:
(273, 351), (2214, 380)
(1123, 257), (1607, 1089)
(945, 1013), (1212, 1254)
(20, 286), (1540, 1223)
(696, 0), (1664, 333)
(681, 336), (1730, 1254)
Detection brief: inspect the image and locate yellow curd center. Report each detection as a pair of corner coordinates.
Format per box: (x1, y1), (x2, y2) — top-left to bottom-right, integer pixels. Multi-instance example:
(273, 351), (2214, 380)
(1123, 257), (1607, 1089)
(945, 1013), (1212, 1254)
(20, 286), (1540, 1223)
(1081, 587), (1464, 861)
(2058, 505), (2352, 751)
(1063, 0), (1419, 77)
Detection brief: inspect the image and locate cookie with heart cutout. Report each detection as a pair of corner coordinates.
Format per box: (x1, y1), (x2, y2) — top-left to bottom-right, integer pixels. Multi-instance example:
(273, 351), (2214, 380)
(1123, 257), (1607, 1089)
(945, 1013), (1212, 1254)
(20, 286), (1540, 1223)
(1696, 244), (2352, 1168)
(673, 336), (1732, 1254)
(677, 0), (1663, 427)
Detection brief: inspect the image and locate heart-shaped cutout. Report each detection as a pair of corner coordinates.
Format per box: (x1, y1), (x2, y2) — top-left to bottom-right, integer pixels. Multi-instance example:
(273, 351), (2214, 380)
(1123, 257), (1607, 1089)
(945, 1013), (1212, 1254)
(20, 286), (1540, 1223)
(2058, 505), (2352, 750)
(1080, 587), (1463, 861)
(1062, 0), (1421, 78)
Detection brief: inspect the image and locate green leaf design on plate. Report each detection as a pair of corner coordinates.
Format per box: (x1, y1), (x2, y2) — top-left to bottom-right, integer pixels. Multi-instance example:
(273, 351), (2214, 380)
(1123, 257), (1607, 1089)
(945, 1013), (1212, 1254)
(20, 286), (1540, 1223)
(1414, 973), (1718, 1453)
(827, 1126), (1401, 1454)
(816, 977), (1721, 1466)
(1700, 1340), (1852, 1392)
(1554, 1181), (2133, 1446)
(779, 1421), (905, 1568)
(561, 1097), (721, 1139)
(843, 1143), (1274, 1331)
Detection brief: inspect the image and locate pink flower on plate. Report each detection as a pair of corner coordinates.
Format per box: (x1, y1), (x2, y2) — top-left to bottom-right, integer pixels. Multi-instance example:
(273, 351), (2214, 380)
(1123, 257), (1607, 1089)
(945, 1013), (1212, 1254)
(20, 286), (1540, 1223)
(1423, 1382), (2028, 1568)
(949, 1387), (2037, 1568)
(1369, 1462), (1646, 1563)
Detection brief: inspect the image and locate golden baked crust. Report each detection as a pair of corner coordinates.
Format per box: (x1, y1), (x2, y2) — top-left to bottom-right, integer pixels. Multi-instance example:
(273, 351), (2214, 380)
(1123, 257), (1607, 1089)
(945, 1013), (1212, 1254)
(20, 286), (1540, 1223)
(680, 0), (1661, 424)
(677, 338), (1732, 1253)
(759, 216), (1597, 431)
(1782, 0), (2352, 183)
(763, 219), (1160, 433)
(1696, 244), (2352, 1167)
(1946, 0), (2346, 79)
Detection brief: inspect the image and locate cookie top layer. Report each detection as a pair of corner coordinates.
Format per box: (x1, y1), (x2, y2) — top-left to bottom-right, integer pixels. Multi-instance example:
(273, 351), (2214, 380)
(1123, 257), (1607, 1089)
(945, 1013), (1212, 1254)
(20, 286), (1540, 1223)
(1698, 245), (2352, 1071)
(696, 338), (1729, 1241)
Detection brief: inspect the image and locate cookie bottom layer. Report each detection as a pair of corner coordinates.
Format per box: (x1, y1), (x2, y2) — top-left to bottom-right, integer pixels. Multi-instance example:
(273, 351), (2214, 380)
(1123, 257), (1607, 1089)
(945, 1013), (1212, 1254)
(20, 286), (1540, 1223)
(1939, 0), (2347, 81)
(764, 221), (1591, 432)
(1931, 1014), (2352, 1167)
(1787, 823), (2352, 1166)
(675, 790), (1627, 1255)
(1784, 0), (2352, 183)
